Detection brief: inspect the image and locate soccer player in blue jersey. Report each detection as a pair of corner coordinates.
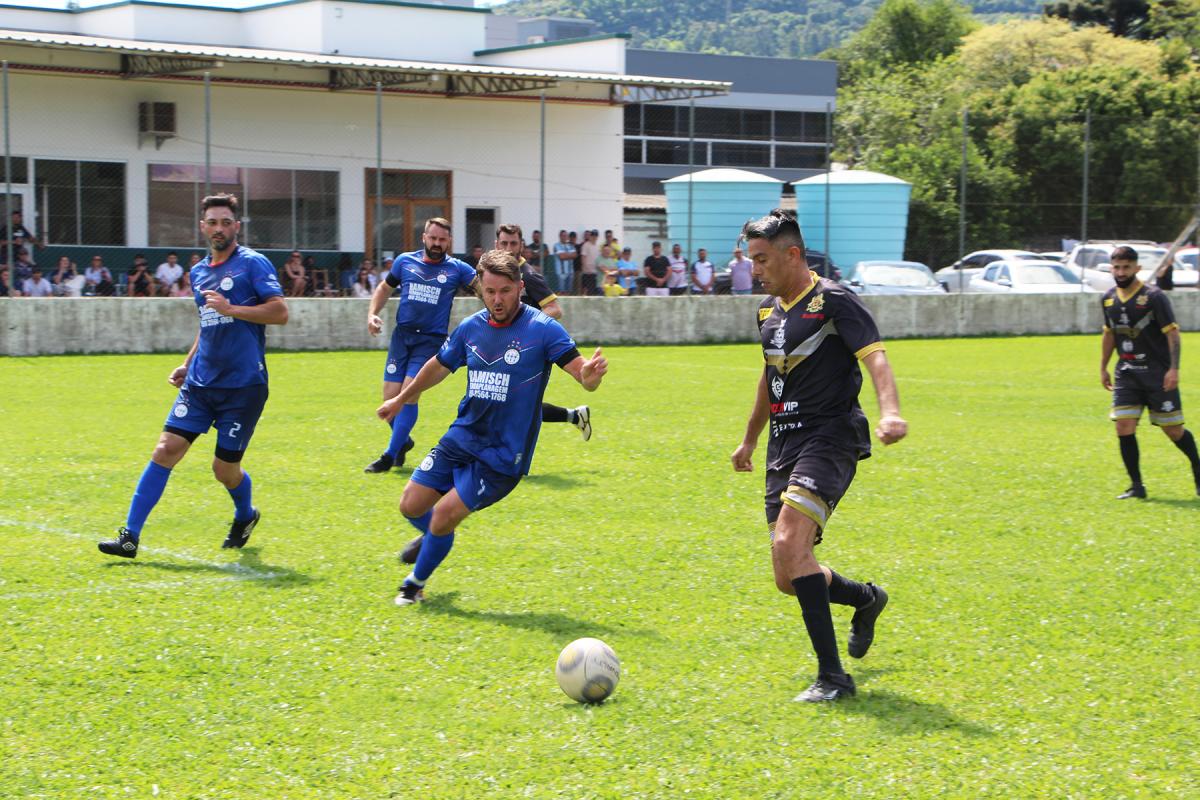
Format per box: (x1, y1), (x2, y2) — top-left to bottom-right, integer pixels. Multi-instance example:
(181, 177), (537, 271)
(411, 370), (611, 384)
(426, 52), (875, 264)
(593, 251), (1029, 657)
(376, 249), (608, 606)
(98, 194), (288, 558)
(364, 217), (478, 473)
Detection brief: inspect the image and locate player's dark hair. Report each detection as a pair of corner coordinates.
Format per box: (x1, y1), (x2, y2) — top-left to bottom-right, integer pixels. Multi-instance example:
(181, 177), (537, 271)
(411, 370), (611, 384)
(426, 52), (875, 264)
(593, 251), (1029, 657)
(742, 209), (806, 252)
(424, 217), (451, 234)
(478, 249), (521, 283)
(1111, 245), (1138, 262)
(497, 223), (523, 240)
(651, 241), (661, 248)
(201, 193), (239, 218)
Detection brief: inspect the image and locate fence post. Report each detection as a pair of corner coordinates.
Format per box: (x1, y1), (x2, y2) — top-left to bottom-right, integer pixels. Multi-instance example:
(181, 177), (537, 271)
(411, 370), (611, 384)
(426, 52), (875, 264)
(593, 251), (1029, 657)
(3, 61), (12, 274)
(959, 107), (967, 259)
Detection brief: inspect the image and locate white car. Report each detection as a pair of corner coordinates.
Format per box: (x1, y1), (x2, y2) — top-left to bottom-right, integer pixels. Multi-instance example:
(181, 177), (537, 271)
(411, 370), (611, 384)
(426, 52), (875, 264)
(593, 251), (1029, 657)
(1178, 246), (1198, 270)
(967, 259), (1098, 293)
(1063, 241), (1199, 290)
(935, 249), (1043, 293)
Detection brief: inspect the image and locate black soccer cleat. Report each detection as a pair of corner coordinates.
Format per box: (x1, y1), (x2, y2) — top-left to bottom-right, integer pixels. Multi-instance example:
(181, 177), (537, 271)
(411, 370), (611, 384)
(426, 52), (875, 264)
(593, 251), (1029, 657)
(98, 527), (139, 558)
(395, 438), (415, 467)
(848, 583), (889, 659)
(364, 454), (395, 474)
(1117, 485), (1147, 500)
(394, 580), (426, 606)
(222, 508), (260, 549)
(399, 534), (423, 565)
(795, 672), (856, 703)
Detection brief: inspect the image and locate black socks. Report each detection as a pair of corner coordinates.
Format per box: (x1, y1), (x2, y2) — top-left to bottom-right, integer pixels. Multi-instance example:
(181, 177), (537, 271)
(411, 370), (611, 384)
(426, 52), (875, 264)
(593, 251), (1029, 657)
(541, 403), (570, 423)
(1119, 433), (1142, 486)
(1174, 430), (1200, 478)
(792, 573), (844, 676)
(828, 570), (875, 609)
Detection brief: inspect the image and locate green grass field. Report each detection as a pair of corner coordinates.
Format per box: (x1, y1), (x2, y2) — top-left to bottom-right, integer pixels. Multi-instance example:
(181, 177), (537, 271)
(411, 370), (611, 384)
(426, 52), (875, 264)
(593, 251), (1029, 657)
(2, 337), (1198, 799)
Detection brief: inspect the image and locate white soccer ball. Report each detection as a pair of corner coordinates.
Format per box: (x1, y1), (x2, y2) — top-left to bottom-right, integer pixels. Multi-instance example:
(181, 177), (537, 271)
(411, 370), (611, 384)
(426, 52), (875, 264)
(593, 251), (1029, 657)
(555, 637), (621, 704)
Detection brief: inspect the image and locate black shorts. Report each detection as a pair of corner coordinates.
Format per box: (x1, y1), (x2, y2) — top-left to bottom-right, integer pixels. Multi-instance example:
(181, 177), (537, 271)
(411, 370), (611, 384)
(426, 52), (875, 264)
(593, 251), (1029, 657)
(764, 418), (866, 544)
(1111, 368), (1184, 426)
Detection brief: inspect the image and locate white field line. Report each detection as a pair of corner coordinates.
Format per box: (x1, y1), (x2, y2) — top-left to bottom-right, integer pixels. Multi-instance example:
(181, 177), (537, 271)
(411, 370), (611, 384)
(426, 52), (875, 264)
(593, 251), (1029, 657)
(0, 518), (279, 580)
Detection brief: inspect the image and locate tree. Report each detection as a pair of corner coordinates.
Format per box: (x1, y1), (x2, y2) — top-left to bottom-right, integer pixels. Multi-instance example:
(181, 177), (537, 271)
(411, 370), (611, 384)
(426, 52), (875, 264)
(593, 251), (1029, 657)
(827, 0), (978, 80)
(1043, 0), (1151, 38)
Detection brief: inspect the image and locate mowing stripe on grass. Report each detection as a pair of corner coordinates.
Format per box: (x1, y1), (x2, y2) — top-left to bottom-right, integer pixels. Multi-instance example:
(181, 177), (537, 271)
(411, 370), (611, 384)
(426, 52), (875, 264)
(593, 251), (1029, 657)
(0, 517), (280, 580)
(0, 577), (246, 601)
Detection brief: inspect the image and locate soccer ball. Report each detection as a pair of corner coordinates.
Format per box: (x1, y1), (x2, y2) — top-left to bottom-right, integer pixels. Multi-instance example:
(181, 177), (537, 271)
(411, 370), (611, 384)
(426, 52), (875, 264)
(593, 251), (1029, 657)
(555, 637), (620, 704)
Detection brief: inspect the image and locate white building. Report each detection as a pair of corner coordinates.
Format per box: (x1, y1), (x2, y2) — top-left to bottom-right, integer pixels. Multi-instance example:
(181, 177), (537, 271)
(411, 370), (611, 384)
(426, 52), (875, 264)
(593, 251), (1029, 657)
(0, 0), (727, 267)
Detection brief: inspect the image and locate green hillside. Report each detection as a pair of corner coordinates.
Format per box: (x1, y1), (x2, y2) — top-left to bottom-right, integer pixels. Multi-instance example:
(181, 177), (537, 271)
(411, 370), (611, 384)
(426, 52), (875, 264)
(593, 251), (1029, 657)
(495, 0), (1045, 57)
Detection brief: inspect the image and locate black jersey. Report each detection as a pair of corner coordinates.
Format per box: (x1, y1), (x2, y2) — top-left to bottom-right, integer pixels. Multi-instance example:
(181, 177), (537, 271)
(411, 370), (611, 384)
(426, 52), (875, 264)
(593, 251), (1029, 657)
(1101, 280), (1178, 373)
(757, 276), (884, 463)
(520, 260), (558, 310)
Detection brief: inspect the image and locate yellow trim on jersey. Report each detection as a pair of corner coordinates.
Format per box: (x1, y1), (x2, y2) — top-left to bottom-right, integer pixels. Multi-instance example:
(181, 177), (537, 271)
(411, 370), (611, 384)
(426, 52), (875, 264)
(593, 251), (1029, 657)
(758, 306), (773, 322)
(1162, 322), (1179, 334)
(1103, 298), (1114, 307)
(855, 342), (885, 360)
(1115, 280), (1143, 304)
(1102, 324), (1112, 332)
(1149, 411), (1185, 426)
(539, 294), (558, 308)
(778, 273), (818, 312)
(1109, 405), (1143, 421)
(781, 485), (830, 528)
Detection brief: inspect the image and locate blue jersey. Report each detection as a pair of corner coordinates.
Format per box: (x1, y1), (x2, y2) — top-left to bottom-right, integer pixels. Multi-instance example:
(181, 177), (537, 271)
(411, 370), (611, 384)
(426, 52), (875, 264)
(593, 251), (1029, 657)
(187, 245), (284, 389)
(436, 304), (578, 476)
(388, 251), (477, 336)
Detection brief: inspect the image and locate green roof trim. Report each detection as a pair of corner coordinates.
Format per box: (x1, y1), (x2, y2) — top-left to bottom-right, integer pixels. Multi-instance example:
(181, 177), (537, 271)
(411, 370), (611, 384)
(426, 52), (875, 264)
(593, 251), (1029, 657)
(475, 33), (630, 57)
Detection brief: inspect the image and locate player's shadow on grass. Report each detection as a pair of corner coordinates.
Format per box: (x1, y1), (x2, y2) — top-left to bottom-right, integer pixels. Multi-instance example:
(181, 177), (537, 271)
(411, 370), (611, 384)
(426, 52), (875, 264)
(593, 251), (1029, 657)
(103, 546), (315, 587)
(521, 473), (584, 489)
(421, 591), (659, 639)
(843, 688), (994, 737)
(1143, 497), (1200, 508)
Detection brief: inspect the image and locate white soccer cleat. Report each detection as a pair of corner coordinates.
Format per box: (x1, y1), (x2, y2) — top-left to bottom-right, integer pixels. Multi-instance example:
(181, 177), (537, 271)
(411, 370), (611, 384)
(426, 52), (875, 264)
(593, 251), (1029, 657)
(573, 406), (592, 441)
(394, 581), (425, 606)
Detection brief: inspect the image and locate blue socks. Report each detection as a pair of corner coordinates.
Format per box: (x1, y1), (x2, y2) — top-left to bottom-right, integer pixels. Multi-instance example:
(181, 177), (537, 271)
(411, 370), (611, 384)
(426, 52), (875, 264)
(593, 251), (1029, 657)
(125, 461), (173, 539)
(412, 530), (455, 583)
(227, 470), (255, 521)
(386, 403), (419, 459)
(405, 510), (432, 536)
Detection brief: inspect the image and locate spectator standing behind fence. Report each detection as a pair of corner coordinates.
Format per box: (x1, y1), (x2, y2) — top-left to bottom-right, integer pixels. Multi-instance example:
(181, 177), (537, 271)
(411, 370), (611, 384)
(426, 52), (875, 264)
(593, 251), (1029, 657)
(283, 251), (307, 297)
(643, 241), (670, 297)
(667, 243), (690, 296)
(11, 247), (34, 284)
(597, 243), (618, 288)
(127, 256), (154, 297)
(616, 246), (638, 293)
(22, 266), (53, 297)
(2, 210), (43, 263)
(465, 245), (484, 268)
(692, 248), (714, 295)
(352, 264), (375, 298)
(603, 229), (620, 256)
(552, 230), (576, 295)
(729, 247), (754, 295)
(155, 252), (183, 296)
(0, 265), (19, 297)
(602, 268), (628, 297)
(580, 229), (600, 296)
(84, 255), (115, 296)
(528, 230), (548, 272)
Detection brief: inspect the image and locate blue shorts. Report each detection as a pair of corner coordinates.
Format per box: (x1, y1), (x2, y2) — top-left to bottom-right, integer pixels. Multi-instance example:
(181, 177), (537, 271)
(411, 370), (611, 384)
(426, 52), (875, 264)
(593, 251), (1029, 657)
(163, 383), (269, 453)
(409, 439), (522, 512)
(385, 327), (443, 383)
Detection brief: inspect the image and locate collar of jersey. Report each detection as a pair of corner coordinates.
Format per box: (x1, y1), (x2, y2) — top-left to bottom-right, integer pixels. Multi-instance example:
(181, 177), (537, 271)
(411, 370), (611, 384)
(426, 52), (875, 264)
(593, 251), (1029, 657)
(209, 244), (241, 268)
(487, 304), (525, 328)
(778, 272), (819, 312)
(1115, 279), (1143, 303)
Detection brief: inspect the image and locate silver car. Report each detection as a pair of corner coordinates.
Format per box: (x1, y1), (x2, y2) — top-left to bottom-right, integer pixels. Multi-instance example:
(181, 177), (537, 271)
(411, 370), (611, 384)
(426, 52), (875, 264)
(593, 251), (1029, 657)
(968, 259), (1098, 294)
(934, 249), (1043, 293)
(842, 260), (944, 295)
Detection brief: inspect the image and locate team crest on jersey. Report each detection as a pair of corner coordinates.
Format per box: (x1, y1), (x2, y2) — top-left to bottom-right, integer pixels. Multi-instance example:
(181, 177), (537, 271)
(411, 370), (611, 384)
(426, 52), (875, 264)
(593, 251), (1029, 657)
(504, 348), (521, 365)
(758, 307), (773, 322)
(1119, 312), (1130, 325)
(805, 293), (825, 314)
(771, 375), (785, 398)
(1163, 400), (1175, 412)
(770, 325), (786, 349)
(1121, 340), (1134, 353)
(173, 403), (188, 418)
(420, 454), (435, 472)
(220, 276), (234, 291)
(436, 273), (447, 284)
(386, 363), (398, 374)
(1136, 294), (1148, 306)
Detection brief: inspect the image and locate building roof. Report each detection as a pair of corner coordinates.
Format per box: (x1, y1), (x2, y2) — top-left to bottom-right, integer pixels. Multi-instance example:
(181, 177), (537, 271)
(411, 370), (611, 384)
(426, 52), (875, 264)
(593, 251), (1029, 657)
(793, 169), (910, 186)
(0, 27), (730, 100)
(662, 168), (783, 185)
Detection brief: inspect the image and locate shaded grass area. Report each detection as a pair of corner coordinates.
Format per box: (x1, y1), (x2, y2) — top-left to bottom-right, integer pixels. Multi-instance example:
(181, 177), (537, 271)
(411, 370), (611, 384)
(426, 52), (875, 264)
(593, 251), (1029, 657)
(1, 337), (1198, 798)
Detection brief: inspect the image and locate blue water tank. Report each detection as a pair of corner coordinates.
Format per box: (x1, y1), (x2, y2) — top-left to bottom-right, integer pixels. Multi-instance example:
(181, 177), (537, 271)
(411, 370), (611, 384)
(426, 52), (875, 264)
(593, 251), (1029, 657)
(662, 168), (783, 262)
(792, 170), (912, 266)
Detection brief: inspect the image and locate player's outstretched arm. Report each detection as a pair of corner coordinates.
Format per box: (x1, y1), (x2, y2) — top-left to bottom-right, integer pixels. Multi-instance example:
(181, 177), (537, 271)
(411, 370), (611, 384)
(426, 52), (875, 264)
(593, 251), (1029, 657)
(377, 357), (451, 421)
(169, 332), (201, 387)
(560, 347), (607, 392)
(202, 292), (289, 325)
(732, 372), (769, 472)
(1100, 328), (1116, 391)
(862, 349), (907, 445)
(367, 278), (394, 336)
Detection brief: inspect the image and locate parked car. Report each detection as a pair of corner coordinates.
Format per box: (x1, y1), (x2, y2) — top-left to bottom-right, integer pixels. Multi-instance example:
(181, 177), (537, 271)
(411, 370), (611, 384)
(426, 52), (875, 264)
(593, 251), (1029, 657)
(1038, 251), (1067, 263)
(934, 249), (1043, 293)
(967, 259), (1098, 293)
(841, 260), (943, 295)
(713, 248), (839, 294)
(1063, 241), (1199, 290)
(1178, 246), (1198, 270)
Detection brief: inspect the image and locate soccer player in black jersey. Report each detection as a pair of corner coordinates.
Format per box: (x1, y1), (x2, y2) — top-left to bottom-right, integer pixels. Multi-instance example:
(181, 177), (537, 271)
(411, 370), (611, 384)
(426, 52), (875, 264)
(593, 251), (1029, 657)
(1100, 246), (1200, 498)
(731, 209), (907, 702)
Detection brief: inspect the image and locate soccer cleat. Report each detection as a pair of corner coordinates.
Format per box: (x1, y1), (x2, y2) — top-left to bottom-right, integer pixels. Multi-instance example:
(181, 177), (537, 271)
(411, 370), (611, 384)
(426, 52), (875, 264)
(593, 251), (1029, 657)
(1117, 485), (1147, 500)
(395, 438), (415, 467)
(97, 527), (139, 558)
(794, 672), (857, 703)
(848, 583), (888, 659)
(573, 406), (592, 441)
(394, 580), (426, 606)
(399, 534), (423, 565)
(222, 508), (260, 549)
(364, 454), (395, 474)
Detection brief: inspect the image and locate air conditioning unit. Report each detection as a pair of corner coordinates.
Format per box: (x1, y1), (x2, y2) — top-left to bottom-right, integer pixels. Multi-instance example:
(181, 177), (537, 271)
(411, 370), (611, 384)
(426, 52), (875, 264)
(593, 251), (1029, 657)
(138, 102), (176, 149)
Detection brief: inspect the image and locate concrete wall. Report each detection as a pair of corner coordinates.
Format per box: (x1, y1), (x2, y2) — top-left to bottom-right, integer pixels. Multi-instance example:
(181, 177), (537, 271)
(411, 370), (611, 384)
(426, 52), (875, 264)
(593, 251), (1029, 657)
(4, 293), (1199, 356)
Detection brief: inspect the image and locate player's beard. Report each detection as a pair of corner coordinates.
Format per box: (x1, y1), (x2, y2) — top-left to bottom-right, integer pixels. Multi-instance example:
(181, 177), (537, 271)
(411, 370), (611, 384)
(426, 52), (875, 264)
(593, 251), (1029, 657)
(1114, 274), (1136, 288)
(208, 234), (234, 254)
(490, 296), (519, 324)
(425, 243), (445, 260)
